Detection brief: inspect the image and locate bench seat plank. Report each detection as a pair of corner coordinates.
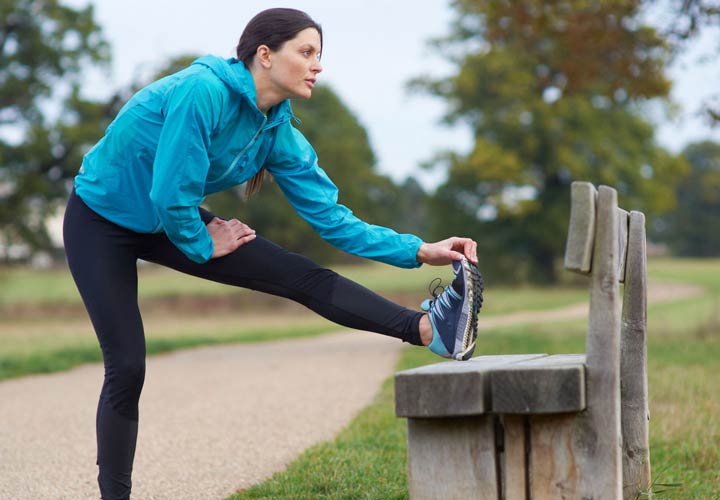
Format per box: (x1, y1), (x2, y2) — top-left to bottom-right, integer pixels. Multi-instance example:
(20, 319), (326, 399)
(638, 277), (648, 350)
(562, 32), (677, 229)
(490, 354), (587, 414)
(396, 354), (587, 418)
(395, 354), (546, 417)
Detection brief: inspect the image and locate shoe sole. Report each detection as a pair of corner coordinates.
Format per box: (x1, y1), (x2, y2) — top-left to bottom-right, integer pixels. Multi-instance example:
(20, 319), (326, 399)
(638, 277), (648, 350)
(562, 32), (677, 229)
(454, 258), (484, 361)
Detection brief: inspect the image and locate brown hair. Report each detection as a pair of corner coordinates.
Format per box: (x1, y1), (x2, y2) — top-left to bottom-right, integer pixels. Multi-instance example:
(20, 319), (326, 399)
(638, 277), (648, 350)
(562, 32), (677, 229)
(236, 8), (323, 198)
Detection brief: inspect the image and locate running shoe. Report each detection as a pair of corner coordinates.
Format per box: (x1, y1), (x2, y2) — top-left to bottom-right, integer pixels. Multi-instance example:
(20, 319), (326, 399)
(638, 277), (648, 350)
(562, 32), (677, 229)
(421, 257), (483, 361)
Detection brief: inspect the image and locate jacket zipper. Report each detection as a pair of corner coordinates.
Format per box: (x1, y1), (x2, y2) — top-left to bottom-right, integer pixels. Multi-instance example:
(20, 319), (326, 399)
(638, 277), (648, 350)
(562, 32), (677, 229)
(210, 114), (292, 186)
(211, 116), (267, 186)
(152, 115), (290, 233)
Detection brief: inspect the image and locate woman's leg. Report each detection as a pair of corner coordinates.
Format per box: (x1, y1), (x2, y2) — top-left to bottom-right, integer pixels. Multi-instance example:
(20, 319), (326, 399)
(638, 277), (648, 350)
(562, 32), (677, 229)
(64, 191), (146, 500)
(142, 211), (424, 346)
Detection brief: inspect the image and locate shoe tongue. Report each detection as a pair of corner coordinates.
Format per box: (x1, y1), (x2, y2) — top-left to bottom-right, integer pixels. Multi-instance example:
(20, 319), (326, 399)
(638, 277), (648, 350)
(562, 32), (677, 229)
(451, 260), (464, 295)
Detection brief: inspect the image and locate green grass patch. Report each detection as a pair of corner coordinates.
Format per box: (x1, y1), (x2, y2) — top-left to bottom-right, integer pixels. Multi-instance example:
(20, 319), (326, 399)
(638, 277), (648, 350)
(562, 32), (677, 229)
(228, 258), (720, 499)
(2, 257), (717, 308)
(0, 261), (587, 382)
(229, 375), (408, 500)
(2, 257), (719, 497)
(0, 323), (338, 381)
(0, 262), (588, 316)
(230, 323), (720, 500)
(647, 257), (720, 292)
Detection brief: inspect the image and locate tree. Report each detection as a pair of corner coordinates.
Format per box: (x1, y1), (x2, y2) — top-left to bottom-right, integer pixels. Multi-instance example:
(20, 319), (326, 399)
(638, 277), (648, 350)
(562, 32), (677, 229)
(0, 0), (110, 259)
(413, 0), (688, 282)
(656, 0), (720, 123)
(657, 141), (720, 256)
(207, 84), (426, 264)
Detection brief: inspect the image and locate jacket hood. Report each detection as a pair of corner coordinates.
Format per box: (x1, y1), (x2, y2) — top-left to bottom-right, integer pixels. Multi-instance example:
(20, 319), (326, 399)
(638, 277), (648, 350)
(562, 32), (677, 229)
(191, 55), (293, 122)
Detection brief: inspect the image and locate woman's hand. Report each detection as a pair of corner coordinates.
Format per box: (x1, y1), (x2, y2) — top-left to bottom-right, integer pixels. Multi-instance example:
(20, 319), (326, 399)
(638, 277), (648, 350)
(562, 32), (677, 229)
(416, 237), (478, 266)
(207, 217), (256, 259)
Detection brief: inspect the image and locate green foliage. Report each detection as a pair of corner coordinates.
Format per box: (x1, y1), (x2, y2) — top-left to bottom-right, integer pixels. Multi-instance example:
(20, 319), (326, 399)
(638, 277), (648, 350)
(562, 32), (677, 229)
(207, 85), (429, 264)
(656, 141), (720, 256)
(0, 0), (111, 257)
(414, 0), (689, 282)
(656, 0), (720, 124)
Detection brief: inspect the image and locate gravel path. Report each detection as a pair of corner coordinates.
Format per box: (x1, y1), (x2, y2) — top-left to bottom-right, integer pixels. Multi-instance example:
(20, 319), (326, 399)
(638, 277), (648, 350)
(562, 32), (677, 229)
(0, 281), (703, 500)
(0, 332), (402, 500)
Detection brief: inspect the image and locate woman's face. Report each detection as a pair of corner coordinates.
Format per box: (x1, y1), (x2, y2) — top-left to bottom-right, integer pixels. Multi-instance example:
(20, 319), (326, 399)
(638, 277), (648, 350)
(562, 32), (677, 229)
(267, 27), (323, 101)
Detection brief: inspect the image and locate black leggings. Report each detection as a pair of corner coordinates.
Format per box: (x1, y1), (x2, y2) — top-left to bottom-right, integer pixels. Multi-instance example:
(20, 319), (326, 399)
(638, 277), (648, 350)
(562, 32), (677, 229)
(63, 190), (423, 500)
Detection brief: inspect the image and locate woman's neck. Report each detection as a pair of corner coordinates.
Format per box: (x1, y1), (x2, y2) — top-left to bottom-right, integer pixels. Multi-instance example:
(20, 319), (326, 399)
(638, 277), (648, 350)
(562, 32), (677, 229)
(249, 66), (283, 113)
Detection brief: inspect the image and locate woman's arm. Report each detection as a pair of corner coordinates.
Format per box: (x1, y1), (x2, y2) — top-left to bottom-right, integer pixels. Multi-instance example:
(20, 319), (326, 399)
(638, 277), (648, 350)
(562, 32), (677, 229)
(266, 124), (478, 268)
(149, 75), (224, 263)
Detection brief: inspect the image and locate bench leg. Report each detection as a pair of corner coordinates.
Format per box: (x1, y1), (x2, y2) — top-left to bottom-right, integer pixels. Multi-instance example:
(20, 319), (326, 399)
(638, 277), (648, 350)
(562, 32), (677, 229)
(501, 415), (527, 500)
(407, 416), (499, 500)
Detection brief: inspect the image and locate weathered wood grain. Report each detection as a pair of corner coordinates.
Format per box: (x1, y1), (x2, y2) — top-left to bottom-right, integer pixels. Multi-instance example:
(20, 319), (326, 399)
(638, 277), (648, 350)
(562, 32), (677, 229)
(621, 211), (652, 499)
(395, 355), (545, 418)
(564, 182), (597, 274)
(528, 414), (581, 500)
(617, 208), (629, 284)
(578, 185), (623, 499)
(490, 354), (586, 414)
(501, 415), (527, 500)
(407, 416), (498, 500)
(396, 182), (650, 500)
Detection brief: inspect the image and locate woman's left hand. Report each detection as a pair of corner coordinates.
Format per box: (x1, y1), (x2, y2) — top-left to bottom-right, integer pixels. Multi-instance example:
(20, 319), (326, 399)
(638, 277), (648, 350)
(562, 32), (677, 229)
(416, 237), (478, 266)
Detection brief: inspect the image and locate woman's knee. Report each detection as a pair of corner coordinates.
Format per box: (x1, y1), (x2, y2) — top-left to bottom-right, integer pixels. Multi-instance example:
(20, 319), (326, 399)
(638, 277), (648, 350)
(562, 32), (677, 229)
(291, 266), (338, 295)
(105, 358), (146, 418)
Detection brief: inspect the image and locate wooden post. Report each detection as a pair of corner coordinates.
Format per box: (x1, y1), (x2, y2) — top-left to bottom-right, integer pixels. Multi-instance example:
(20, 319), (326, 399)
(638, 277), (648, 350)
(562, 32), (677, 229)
(620, 211), (652, 499)
(576, 185), (623, 498)
(500, 416), (527, 500)
(407, 416), (499, 500)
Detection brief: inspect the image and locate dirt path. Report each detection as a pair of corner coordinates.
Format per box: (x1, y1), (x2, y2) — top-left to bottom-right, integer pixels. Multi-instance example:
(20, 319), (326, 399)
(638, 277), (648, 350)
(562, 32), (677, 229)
(0, 282), (703, 500)
(0, 333), (403, 500)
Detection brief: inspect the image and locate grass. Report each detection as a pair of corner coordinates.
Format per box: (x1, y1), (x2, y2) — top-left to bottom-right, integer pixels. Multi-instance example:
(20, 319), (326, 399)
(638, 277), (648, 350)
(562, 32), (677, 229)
(230, 326), (720, 500)
(0, 260), (587, 381)
(0, 261), (588, 315)
(1, 257), (718, 498)
(229, 258), (720, 500)
(0, 319), (339, 381)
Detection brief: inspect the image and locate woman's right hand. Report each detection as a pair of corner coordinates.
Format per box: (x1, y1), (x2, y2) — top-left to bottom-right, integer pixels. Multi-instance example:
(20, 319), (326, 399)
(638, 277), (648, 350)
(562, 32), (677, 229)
(207, 217), (256, 259)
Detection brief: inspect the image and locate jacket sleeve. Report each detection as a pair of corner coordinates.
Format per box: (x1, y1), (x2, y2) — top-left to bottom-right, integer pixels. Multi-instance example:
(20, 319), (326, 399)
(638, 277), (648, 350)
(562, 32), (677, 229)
(149, 76), (221, 263)
(265, 123), (424, 269)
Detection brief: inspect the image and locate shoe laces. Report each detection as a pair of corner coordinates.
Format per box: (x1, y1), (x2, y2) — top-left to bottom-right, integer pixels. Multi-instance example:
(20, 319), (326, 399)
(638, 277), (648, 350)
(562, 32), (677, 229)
(426, 277), (455, 320)
(427, 277), (445, 299)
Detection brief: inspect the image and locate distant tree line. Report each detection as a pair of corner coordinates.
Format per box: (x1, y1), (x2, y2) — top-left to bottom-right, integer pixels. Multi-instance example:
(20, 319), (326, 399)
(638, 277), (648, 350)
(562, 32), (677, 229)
(1, 0), (719, 283)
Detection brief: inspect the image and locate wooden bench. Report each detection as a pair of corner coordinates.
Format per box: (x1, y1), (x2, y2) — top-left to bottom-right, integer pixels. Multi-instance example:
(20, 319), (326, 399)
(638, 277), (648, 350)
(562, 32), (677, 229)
(394, 182), (651, 500)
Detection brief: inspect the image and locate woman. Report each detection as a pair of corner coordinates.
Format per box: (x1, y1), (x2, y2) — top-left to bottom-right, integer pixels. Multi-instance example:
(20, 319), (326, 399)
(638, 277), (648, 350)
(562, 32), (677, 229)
(63, 8), (482, 499)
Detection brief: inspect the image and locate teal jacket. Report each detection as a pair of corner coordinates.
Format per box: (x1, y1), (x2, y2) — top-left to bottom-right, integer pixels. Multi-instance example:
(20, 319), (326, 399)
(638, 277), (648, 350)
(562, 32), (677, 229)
(75, 55), (424, 267)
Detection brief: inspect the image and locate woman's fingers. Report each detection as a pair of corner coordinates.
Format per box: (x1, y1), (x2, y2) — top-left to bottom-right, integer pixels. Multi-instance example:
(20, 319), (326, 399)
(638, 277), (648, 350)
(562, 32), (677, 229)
(235, 233), (257, 245)
(208, 218), (256, 258)
(227, 219), (254, 238)
(450, 237), (478, 264)
(417, 237), (479, 266)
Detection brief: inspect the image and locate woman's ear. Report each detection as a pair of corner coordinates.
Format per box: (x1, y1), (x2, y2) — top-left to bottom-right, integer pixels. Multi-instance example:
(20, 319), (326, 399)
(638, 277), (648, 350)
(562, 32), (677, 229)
(255, 45), (272, 69)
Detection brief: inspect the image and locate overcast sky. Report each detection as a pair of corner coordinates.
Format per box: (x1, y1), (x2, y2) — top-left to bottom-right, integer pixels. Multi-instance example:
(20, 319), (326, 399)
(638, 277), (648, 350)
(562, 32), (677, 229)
(67, 0), (720, 190)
